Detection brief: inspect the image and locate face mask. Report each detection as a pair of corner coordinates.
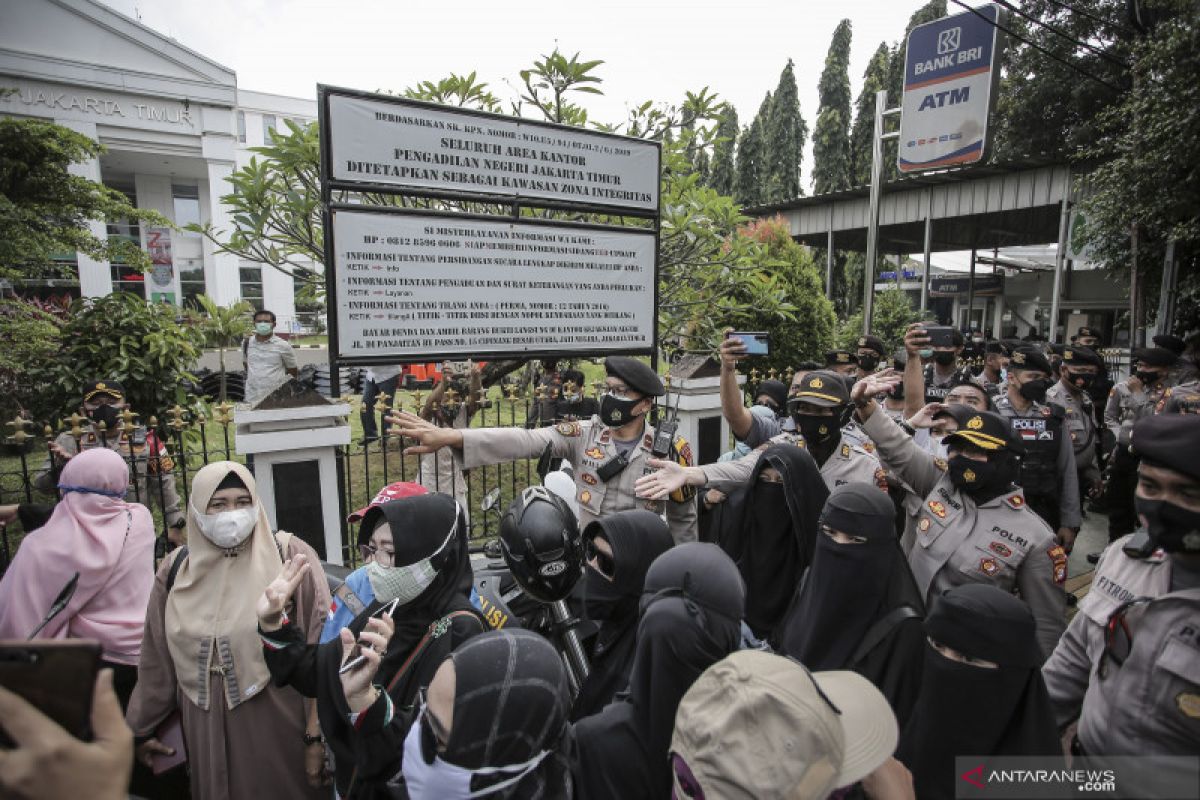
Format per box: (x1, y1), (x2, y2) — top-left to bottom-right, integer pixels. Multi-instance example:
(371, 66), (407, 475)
(1069, 373), (1096, 392)
(1135, 497), (1200, 553)
(366, 517), (457, 605)
(947, 454), (1013, 499)
(192, 505), (257, 549)
(793, 413), (838, 446)
(926, 435), (949, 460)
(88, 404), (121, 429)
(562, 392), (582, 404)
(402, 704), (552, 800)
(932, 351), (957, 367)
(254, 322), (273, 336)
(1017, 377), (1051, 403)
(599, 392), (643, 428)
(1136, 371), (1161, 386)
(858, 354), (880, 372)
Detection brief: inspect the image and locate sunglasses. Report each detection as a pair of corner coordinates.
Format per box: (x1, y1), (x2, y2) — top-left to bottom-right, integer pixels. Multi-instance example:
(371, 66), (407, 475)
(584, 537), (616, 579)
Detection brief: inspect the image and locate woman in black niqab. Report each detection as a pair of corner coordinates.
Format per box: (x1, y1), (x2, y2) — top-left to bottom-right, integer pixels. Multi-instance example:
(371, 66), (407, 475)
(261, 492), (485, 799)
(897, 584), (1060, 800)
(571, 542), (745, 800)
(777, 483), (926, 726)
(710, 443), (827, 640)
(570, 510), (675, 722)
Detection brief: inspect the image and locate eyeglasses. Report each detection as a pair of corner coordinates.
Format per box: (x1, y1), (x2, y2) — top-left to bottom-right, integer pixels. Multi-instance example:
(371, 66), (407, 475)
(417, 687), (450, 759)
(1099, 597), (1153, 679)
(584, 537), (616, 579)
(361, 543), (395, 566)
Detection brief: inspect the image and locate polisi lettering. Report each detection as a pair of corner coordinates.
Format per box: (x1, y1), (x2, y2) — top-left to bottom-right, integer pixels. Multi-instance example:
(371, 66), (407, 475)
(918, 87), (970, 111)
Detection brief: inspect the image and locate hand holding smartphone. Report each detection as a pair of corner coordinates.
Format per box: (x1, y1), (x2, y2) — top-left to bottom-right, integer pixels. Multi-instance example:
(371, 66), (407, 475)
(339, 598), (399, 675)
(725, 331), (771, 356)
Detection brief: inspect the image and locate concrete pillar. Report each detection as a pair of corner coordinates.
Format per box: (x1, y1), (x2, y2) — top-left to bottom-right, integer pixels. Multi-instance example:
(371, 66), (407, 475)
(201, 154), (242, 306)
(55, 119), (112, 297)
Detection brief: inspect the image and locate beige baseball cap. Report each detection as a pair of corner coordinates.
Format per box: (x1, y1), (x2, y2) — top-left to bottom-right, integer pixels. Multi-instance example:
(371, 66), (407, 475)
(670, 650), (898, 800)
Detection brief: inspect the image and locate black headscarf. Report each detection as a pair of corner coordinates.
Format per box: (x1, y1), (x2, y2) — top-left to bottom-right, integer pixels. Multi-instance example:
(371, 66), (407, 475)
(711, 443), (827, 639)
(440, 629), (574, 799)
(755, 379), (788, 412)
(898, 585), (1060, 800)
(571, 511), (674, 721)
(571, 543), (745, 800)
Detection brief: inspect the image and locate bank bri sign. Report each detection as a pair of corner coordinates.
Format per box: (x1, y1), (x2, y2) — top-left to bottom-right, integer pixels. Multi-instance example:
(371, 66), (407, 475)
(898, 4), (1004, 173)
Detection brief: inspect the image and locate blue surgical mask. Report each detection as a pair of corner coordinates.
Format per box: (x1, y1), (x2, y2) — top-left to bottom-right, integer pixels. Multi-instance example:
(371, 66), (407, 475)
(254, 322), (273, 336)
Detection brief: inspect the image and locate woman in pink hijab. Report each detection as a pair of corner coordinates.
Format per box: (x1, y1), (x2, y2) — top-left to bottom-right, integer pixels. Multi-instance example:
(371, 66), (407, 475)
(0, 447), (156, 707)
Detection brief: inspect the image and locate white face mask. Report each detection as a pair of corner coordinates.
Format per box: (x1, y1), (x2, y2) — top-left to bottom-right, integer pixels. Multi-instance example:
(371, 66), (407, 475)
(366, 509), (459, 605)
(401, 704), (551, 799)
(192, 505), (258, 549)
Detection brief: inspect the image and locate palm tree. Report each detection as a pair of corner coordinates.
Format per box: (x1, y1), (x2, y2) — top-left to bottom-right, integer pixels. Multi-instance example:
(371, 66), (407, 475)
(192, 294), (253, 402)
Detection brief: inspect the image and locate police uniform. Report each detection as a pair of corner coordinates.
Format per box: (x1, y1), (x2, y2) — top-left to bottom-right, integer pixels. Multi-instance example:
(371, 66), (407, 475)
(861, 408), (1066, 658)
(700, 371), (888, 494)
(1041, 416), (1200, 786)
(35, 382), (184, 529)
(973, 341), (1009, 399)
(1155, 380), (1200, 415)
(1045, 347), (1103, 493)
(922, 363), (975, 402)
(460, 358), (698, 544)
(1104, 351), (1172, 539)
(994, 349), (1080, 532)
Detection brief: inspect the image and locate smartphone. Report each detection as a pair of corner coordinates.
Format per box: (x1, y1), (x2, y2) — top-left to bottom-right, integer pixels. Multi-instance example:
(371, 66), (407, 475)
(339, 597), (400, 675)
(726, 331), (771, 356)
(152, 709), (187, 775)
(0, 640), (101, 746)
(923, 325), (956, 348)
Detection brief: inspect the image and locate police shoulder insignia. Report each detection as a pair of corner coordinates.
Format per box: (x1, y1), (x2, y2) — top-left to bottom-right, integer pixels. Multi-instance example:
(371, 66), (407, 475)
(918, 517), (932, 532)
(928, 500), (947, 518)
(1177, 692), (1200, 719)
(933, 457), (949, 472)
(861, 441), (876, 453)
(579, 489), (592, 505)
(1108, 388), (1117, 397)
(555, 421), (582, 437)
(841, 444), (851, 458)
(979, 557), (1001, 577)
(674, 437), (694, 466)
(1047, 544), (1068, 584)
(585, 446), (604, 460)
(874, 468), (888, 492)
(1004, 493), (1025, 509)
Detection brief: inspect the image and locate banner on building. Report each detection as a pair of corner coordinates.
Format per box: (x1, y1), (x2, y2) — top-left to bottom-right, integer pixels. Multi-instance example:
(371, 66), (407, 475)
(898, 4), (1004, 173)
(145, 226), (176, 304)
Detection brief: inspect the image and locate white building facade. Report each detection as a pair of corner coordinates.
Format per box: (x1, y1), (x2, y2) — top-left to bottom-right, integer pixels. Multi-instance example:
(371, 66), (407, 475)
(0, 0), (318, 331)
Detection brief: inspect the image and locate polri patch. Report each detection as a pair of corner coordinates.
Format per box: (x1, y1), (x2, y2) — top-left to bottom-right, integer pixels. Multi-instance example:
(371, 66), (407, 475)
(989, 541), (1012, 558)
(556, 421), (582, 437)
(928, 500), (947, 518)
(979, 557), (1001, 577)
(918, 518), (932, 532)
(1004, 494), (1025, 509)
(580, 473), (597, 486)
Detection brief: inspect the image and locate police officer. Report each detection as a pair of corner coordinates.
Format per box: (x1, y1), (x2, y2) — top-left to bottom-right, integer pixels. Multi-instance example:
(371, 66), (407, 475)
(1153, 333), (1199, 385)
(849, 374), (1066, 659)
(1046, 346), (1104, 503)
(389, 357), (698, 543)
(994, 347), (1081, 551)
(1105, 347), (1175, 542)
(1156, 379), (1200, 415)
(921, 327), (974, 402)
(1072, 326), (1103, 349)
(35, 380), (186, 544)
(854, 335), (888, 381)
(825, 349), (859, 377)
(1041, 414), (1200, 793)
(974, 340), (1009, 399)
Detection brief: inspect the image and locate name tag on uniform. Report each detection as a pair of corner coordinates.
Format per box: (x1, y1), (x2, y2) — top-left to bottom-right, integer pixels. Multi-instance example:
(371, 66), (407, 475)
(1011, 418), (1053, 441)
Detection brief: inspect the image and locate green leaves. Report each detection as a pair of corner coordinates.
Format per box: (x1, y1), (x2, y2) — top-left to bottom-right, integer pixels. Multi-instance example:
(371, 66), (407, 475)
(813, 20), (854, 195)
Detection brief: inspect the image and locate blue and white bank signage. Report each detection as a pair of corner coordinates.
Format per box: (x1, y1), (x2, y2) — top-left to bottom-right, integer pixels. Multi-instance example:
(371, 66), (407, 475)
(898, 4), (1003, 173)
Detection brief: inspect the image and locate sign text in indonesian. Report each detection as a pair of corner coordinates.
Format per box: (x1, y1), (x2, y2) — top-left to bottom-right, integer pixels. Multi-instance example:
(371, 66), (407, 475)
(332, 210), (657, 361)
(326, 92), (660, 212)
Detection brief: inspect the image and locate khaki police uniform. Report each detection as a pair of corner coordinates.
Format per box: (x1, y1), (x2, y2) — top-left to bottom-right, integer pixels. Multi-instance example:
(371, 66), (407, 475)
(1046, 381), (1101, 487)
(460, 417), (697, 544)
(1042, 537), (1200, 786)
(1105, 379), (1168, 447)
(699, 431), (887, 495)
(1105, 378), (1169, 538)
(36, 424), (185, 528)
(994, 395), (1081, 530)
(860, 409), (1066, 659)
(1155, 380), (1200, 415)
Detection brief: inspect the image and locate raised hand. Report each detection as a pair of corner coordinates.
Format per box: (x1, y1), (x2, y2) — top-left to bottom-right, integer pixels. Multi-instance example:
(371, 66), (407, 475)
(635, 458), (690, 501)
(384, 411), (463, 455)
(718, 328), (748, 368)
(908, 402), (949, 430)
(904, 322), (931, 357)
(850, 371), (901, 405)
(339, 614), (395, 713)
(256, 554), (310, 631)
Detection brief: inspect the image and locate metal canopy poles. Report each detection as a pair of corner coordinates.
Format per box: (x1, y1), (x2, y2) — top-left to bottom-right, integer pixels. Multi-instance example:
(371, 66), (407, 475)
(1049, 167), (1072, 344)
(863, 90), (901, 334)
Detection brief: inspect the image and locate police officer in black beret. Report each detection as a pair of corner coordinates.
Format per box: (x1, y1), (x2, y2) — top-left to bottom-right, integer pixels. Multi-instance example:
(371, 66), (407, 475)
(854, 335), (888, 380)
(1047, 346), (1105, 508)
(825, 349), (859, 377)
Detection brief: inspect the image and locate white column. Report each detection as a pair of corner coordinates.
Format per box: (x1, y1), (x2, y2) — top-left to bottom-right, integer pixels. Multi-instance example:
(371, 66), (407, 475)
(261, 261), (297, 331)
(56, 119), (112, 297)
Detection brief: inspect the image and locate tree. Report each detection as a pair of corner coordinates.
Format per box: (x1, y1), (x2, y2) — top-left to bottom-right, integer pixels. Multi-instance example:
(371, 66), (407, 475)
(189, 294), (253, 402)
(850, 42), (891, 188)
(0, 117), (166, 280)
(707, 104), (739, 196)
(0, 297), (66, 423)
(735, 94), (770, 207)
(763, 61), (808, 203)
(836, 283), (920, 352)
(812, 19), (854, 195)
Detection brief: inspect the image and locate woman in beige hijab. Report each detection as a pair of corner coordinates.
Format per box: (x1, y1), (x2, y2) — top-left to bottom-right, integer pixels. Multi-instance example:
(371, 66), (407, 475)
(125, 461), (331, 799)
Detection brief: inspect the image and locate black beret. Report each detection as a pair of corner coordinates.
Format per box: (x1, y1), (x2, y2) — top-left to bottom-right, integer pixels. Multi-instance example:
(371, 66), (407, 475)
(855, 335), (887, 357)
(1075, 326), (1102, 339)
(1060, 346), (1104, 369)
(943, 409), (1018, 453)
(1130, 414), (1200, 481)
(824, 349), (859, 366)
(984, 341), (1009, 356)
(1152, 334), (1186, 356)
(83, 380), (125, 402)
(755, 379), (788, 410)
(788, 370), (849, 408)
(1133, 347), (1177, 368)
(604, 356), (663, 397)
(1008, 347), (1052, 374)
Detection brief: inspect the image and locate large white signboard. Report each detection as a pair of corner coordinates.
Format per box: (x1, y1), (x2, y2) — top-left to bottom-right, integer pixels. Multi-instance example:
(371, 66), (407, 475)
(898, 4), (1002, 173)
(332, 210), (657, 361)
(325, 91), (660, 212)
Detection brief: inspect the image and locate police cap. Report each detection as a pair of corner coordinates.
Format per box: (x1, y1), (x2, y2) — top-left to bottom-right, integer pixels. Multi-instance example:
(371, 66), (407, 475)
(1152, 334), (1186, 356)
(984, 341), (1009, 356)
(1060, 346), (1104, 369)
(1007, 347), (1052, 374)
(824, 349), (859, 367)
(943, 410), (1018, 453)
(83, 380), (125, 403)
(789, 370), (849, 408)
(1132, 347), (1176, 368)
(604, 356), (664, 397)
(856, 335), (887, 357)
(1130, 414), (1200, 482)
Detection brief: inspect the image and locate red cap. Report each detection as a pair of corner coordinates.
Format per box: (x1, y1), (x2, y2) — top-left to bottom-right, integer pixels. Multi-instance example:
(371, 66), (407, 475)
(347, 481), (428, 523)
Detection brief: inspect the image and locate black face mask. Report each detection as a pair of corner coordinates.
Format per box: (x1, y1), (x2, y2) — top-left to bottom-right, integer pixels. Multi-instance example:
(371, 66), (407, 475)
(599, 393), (643, 428)
(948, 454), (1014, 499)
(1136, 371), (1162, 386)
(933, 351), (957, 366)
(88, 404), (121, 429)
(1017, 378), (1051, 403)
(858, 354), (880, 372)
(583, 566), (632, 622)
(793, 413), (839, 447)
(1068, 373), (1096, 392)
(1135, 497), (1200, 553)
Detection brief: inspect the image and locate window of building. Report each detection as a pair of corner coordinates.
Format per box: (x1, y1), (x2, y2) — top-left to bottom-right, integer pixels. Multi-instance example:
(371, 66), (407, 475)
(172, 184), (201, 237)
(240, 264), (264, 307)
(262, 114), (276, 142)
(237, 111), (246, 143)
(179, 259), (206, 309)
(104, 181), (145, 297)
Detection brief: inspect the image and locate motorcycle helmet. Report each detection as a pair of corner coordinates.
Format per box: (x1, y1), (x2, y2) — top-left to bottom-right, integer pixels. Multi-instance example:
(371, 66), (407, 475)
(498, 485), (583, 603)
